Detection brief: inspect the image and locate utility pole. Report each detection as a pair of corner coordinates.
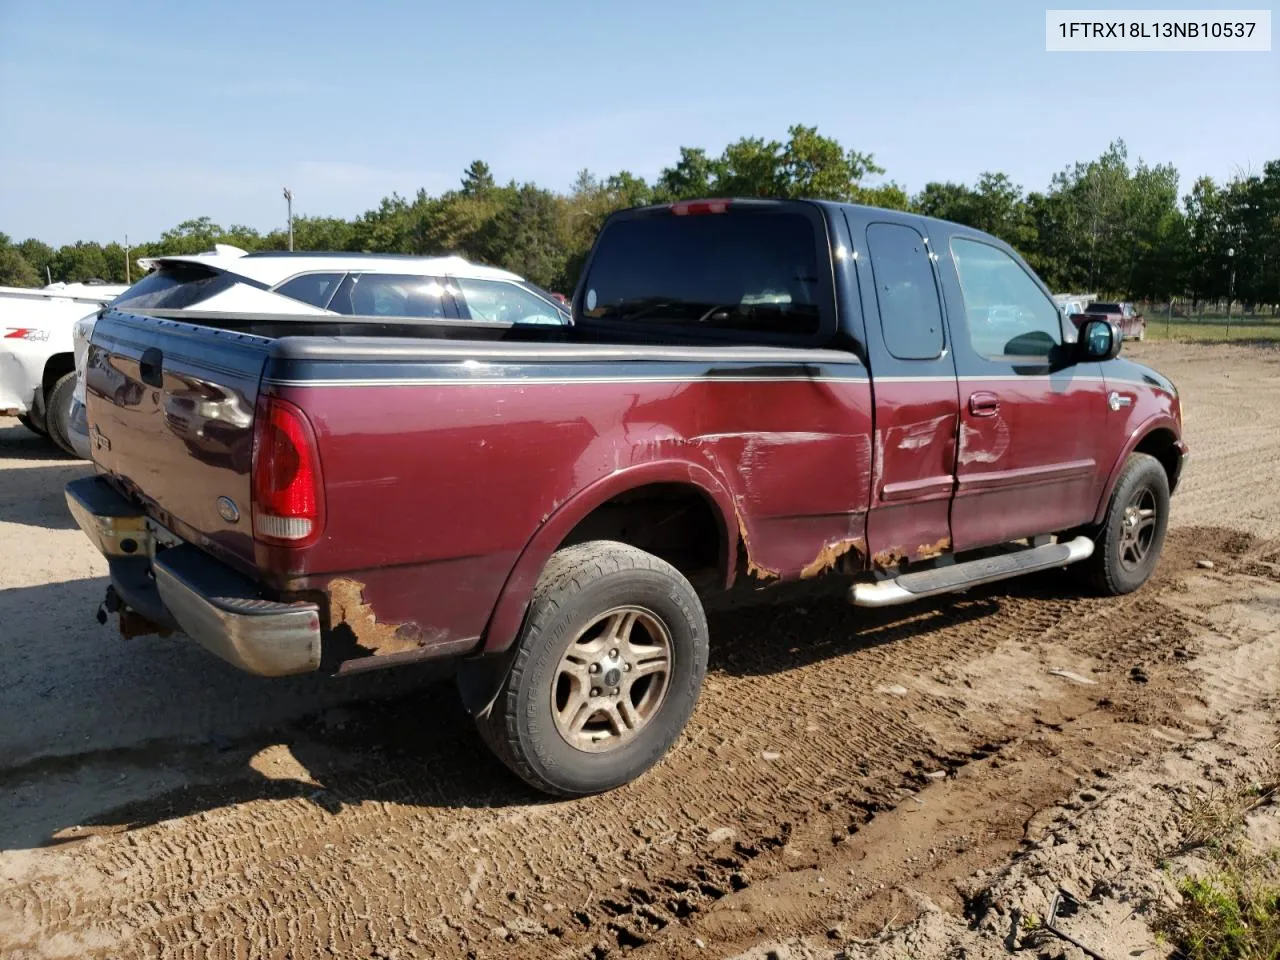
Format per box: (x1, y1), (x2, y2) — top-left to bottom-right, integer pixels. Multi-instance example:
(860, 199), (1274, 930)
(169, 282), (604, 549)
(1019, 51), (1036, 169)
(283, 187), (294, 251)
(125, 234), (130, 284)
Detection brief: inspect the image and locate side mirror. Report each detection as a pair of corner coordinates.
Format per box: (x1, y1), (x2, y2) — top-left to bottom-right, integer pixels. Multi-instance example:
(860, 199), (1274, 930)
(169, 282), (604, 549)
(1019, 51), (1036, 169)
(1078, 319), (1122, 362)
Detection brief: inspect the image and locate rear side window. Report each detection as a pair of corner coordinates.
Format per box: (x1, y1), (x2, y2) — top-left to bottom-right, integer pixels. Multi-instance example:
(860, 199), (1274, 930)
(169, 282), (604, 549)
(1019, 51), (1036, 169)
(579, 209), (829, 340)
(329, 274), (449, 318)
(114, 264), (238, 310)
(274, 273), (344, 309)
(865, 223), (944, 360)
(455, 278), (566, 325)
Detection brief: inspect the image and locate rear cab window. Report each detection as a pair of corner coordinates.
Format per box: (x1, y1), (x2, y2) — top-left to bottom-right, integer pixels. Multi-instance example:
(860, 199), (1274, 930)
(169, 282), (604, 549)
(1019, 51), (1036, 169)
(577, 201), (835, 345)
(864, 222), (945, 360)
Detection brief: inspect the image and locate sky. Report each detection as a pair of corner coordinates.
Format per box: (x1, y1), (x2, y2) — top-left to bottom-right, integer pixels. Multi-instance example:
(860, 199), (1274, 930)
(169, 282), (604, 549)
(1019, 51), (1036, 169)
(1, 0), (1277, 246)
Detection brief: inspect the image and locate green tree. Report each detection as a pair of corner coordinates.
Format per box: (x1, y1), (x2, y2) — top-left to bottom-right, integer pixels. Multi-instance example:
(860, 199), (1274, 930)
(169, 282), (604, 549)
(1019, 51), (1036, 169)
(53, 241), (110, 282)
(655, 147), (720, 200)
(0, 234), (41, 286)
(16, 238), (55, 283)
(461, 160), (496, 197)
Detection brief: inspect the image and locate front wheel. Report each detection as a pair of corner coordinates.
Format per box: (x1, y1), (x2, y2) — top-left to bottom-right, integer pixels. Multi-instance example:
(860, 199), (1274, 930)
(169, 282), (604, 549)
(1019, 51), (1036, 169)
(1079, 452), (1170, 595)
(475, 541), (709, 796)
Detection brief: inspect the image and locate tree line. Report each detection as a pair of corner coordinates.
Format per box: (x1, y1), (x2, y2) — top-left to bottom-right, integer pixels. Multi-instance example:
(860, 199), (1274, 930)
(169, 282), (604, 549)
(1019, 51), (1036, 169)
(3, 127), (1277, 310)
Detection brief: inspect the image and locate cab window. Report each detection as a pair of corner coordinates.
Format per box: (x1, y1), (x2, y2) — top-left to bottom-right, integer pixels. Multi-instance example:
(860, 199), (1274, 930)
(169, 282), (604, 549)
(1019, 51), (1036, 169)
(950, 238), (1060, 360)
(454, 278), (565, 325)
(329, 274), (450, 318)
(865, 222), (945, 360)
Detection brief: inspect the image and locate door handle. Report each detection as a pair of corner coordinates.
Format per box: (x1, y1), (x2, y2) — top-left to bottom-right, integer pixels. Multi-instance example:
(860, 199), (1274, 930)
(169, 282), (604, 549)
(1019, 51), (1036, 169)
(969, 391), (1000, 417)
(138, 347), (163, 388)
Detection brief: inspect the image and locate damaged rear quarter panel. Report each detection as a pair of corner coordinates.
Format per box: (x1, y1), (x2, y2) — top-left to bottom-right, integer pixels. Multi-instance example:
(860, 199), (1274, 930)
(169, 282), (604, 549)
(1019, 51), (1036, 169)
(270, 356), (874, 664)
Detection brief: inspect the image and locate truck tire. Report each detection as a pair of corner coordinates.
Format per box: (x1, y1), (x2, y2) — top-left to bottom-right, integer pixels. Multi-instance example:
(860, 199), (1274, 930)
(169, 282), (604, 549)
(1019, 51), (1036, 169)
(17, 413), (48, 437)
(476, 540), (709, 796)
(1079, 452), (1169, 595)
(45, 372), (80, 457)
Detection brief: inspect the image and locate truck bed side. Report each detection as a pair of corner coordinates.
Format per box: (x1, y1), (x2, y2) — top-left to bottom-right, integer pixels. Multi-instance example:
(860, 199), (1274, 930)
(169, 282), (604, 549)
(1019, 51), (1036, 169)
(263, 338), (873, 666)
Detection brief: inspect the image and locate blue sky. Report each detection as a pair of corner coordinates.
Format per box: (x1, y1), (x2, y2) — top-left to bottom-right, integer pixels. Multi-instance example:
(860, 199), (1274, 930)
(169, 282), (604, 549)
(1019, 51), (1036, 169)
(1, 0), (1276, 246)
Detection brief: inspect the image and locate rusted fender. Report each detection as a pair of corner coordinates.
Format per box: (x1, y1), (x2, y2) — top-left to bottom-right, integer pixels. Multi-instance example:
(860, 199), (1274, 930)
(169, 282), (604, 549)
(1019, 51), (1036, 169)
(479, 460), (740, 655)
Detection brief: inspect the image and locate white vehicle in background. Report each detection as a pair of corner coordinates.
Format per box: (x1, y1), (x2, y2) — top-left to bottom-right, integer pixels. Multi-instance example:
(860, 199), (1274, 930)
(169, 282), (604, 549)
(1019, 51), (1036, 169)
(1, 279), (127, 455)
(68, 245), (570, 460)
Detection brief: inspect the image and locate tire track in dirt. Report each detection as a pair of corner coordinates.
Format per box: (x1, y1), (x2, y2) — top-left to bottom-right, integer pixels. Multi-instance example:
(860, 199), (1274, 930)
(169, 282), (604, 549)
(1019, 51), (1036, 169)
(1, 527), (1236, 960)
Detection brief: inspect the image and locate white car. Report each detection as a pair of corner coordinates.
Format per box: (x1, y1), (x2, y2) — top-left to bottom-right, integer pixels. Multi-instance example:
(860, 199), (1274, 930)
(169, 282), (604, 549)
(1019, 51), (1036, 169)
(69, 246), (570, 459)
(1, 280), (128, 455)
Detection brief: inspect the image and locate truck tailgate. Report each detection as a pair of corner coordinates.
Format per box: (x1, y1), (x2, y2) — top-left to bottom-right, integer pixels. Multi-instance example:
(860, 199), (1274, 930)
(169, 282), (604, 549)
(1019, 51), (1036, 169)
(85, 309), (270, 573)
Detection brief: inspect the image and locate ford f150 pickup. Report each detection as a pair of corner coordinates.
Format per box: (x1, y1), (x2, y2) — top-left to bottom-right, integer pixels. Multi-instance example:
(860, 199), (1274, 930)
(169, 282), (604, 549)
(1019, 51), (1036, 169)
(66, 198), (1188, 796)
(1075, 301), (1147, 341)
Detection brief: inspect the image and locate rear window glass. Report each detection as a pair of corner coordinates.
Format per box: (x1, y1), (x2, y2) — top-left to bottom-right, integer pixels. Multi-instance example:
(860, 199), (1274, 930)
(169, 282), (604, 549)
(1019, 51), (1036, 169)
(579, 210), (828, 339)
(274, 272), (344, 309)
(114, 264), (237, 310)
(329, 274), (449, 319)
(865, 222), (945, 360)
(1086, 303), (1121, 313)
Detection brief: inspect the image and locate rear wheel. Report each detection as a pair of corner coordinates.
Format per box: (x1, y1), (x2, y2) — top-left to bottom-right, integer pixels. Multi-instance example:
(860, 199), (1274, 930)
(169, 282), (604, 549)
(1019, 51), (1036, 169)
(1078, 453), (1169, 595)
(475, 541), (709, 796)
(17, 413), (47, 437)
(45, 372), (80, 457)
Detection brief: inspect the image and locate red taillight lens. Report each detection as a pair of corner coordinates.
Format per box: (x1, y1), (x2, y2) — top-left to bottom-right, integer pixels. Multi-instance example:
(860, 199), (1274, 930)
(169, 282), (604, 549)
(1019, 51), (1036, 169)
(670, 199), (732, 216)
(252, 396), (323, 545)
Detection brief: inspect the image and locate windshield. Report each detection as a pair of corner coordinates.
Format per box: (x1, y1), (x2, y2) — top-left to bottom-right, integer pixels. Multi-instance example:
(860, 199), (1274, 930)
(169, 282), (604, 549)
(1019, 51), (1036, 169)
(579, 208), (829, 340)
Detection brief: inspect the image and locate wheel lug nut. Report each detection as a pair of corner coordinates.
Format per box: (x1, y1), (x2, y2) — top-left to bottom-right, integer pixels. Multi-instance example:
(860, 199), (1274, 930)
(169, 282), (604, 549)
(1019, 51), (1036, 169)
(588, 663), (600, 673)
(609, 648), (618, 658)
(591, 687), (601, 697)
(624, 663), (632, 671)
(611, 688), (619, 696)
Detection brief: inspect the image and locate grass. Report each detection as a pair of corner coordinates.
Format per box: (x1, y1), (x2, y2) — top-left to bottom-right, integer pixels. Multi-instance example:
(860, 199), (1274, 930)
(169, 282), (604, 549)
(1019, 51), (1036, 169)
(1165, 862), (1280, 960)
(1159, 782), (1280, 960)
(1144, 318), (1280, 343)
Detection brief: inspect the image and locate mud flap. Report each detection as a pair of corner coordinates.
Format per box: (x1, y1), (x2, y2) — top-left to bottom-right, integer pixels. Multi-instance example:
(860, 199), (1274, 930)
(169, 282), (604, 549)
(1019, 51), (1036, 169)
(454, 646), (520, 720)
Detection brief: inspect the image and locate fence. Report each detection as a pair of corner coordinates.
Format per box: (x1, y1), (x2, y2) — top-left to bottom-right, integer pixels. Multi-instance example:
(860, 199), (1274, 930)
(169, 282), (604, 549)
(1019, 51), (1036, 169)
(1140, 299), (1280, 342)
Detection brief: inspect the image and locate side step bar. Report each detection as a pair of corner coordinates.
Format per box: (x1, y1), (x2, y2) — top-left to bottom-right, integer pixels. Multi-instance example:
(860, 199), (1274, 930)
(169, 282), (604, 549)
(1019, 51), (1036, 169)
(851, 536), (1095, 608)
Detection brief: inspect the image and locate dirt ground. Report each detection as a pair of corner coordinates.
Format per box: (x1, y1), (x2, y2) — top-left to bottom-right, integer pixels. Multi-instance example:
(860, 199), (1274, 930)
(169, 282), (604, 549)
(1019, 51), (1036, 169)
(1, 341), (1277, 960)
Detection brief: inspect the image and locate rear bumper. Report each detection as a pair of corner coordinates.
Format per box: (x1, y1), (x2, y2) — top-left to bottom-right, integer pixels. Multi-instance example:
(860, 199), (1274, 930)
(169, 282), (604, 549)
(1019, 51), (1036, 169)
(64, 475), (322, 677)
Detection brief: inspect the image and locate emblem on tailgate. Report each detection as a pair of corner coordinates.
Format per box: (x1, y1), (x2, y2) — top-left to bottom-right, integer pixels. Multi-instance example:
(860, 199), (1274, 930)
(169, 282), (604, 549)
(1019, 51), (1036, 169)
(216, 496), (241, 523)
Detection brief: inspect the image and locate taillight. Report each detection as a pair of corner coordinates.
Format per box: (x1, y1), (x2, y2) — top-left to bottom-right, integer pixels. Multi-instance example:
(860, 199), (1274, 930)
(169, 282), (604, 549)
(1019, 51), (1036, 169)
(252, 395), (323, 546)
(670, 199), (732, 216)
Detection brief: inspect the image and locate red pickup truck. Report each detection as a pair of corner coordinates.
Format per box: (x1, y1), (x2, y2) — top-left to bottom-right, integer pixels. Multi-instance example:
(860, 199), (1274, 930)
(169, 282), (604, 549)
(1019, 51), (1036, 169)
(1075, 301), (1147, 341)
(66, 199), (1188, 796)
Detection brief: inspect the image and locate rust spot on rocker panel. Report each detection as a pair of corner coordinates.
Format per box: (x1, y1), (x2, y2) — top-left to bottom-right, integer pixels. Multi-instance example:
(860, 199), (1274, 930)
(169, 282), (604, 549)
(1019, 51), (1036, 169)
(916, 536), (951, 561)
(327, 577), (424, 657)
(735, 511), (779, 580)
(800, 537), (865, 579)
(872, 548), (908, 570)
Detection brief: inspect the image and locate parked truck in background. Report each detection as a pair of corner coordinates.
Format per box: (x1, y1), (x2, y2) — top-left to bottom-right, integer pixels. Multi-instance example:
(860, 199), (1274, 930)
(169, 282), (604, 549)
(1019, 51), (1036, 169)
(1076, 301), (1147, 341)
(66, 198), (1187, 796)
(1, 279), (126, 455)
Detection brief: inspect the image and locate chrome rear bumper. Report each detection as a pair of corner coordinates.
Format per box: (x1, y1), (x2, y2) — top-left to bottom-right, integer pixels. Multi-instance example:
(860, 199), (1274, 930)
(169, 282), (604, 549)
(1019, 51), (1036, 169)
(65, 475), (322, 677)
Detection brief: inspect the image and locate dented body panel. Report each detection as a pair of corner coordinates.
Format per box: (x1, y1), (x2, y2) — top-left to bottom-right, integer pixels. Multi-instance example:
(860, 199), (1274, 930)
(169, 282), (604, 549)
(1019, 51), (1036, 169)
(76, 199), (1186, 678)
